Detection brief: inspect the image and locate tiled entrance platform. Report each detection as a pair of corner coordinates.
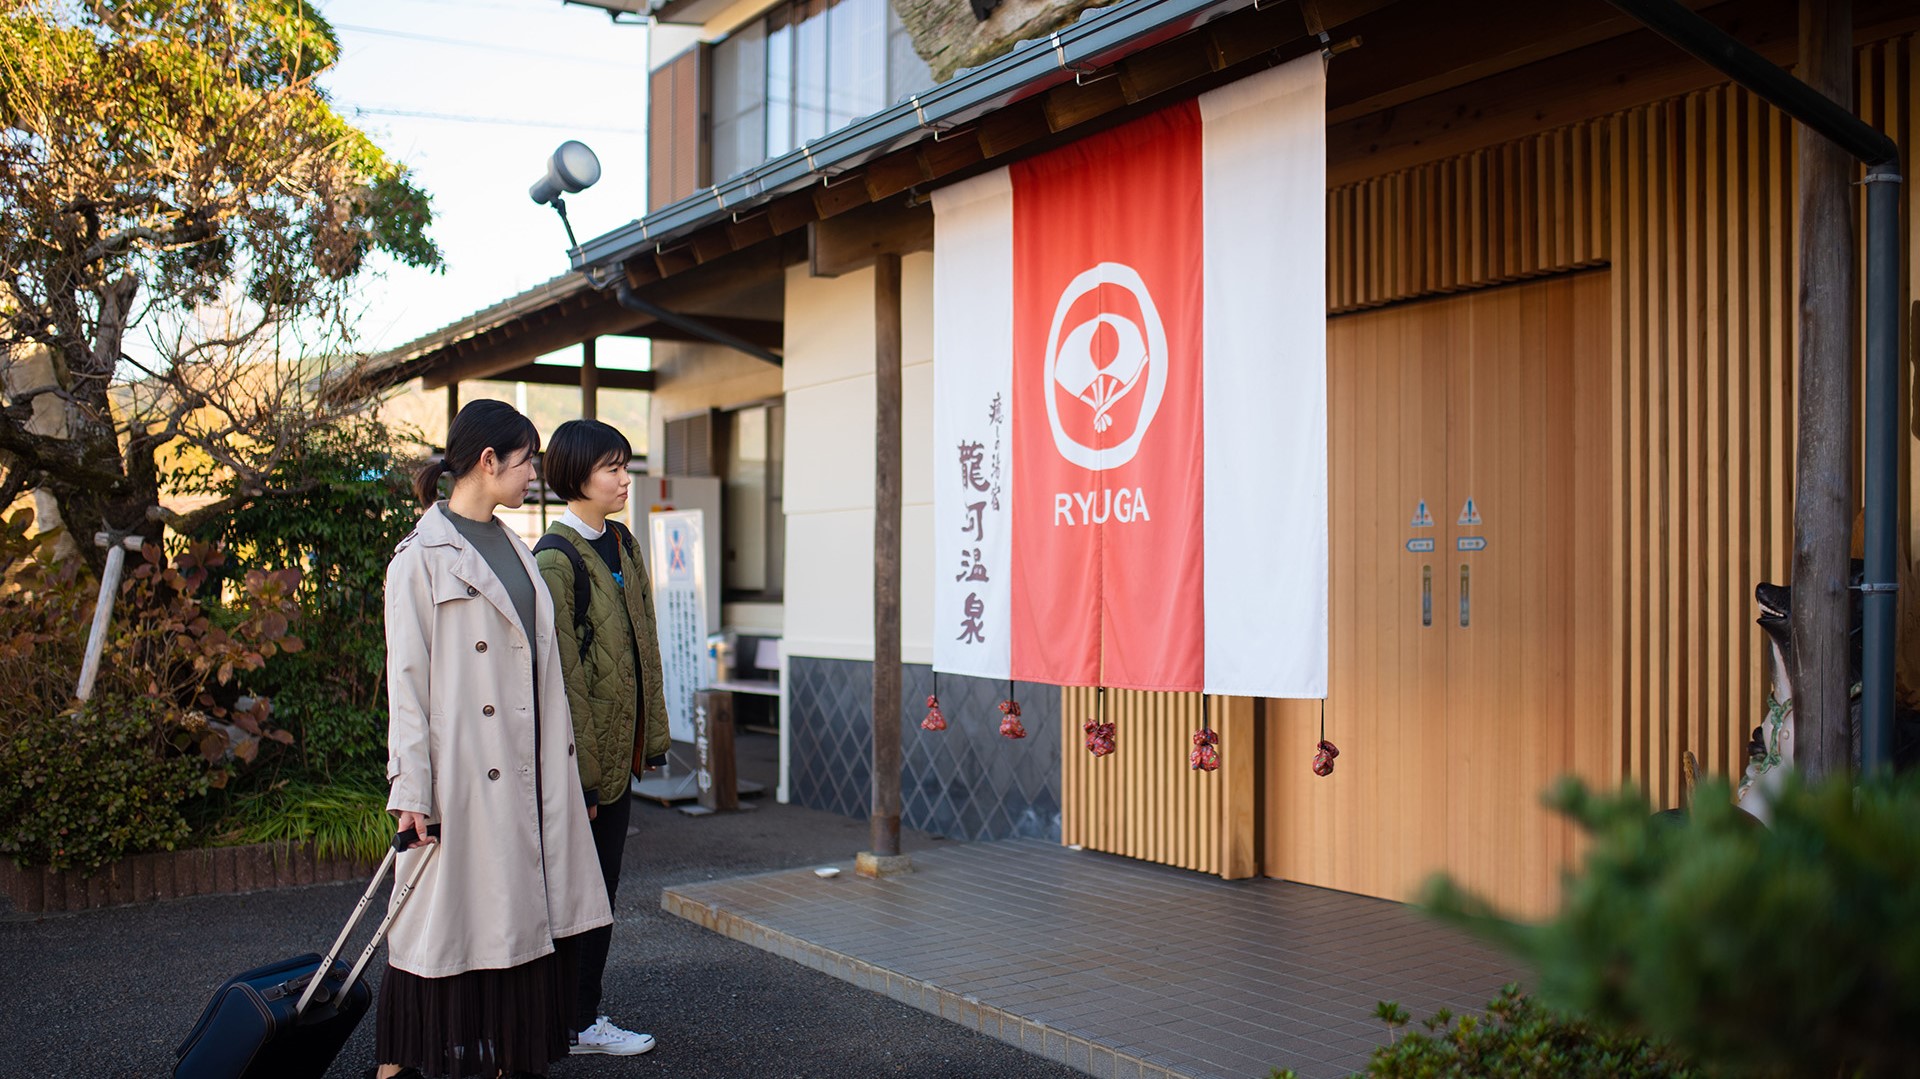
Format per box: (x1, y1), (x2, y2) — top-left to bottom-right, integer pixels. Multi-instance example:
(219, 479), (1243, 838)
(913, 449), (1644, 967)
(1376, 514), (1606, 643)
(664, 839), (1526, 1079)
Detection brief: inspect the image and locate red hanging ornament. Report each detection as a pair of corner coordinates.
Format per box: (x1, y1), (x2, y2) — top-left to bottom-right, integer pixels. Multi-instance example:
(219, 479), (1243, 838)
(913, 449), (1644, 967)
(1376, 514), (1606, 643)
(1084, 718), (1116, 757)
(998, 698), (1026, 739)
(1312, 738), (1340, 777)
(1190, 727), (1221, 772)
(920, 694), (947, 732)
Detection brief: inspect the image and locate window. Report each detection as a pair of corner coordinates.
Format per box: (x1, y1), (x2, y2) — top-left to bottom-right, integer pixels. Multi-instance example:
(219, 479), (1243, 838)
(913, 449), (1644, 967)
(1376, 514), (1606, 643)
(708, 0), (932, 181)
(722, 402), (784, 601)
(711, 24), (767, 186)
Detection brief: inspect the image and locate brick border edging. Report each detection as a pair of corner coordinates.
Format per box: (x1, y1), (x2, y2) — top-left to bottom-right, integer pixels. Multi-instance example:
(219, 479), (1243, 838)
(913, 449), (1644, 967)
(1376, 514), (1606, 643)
(663, 888), (1192, 1079)
(1, 843), (378, 914)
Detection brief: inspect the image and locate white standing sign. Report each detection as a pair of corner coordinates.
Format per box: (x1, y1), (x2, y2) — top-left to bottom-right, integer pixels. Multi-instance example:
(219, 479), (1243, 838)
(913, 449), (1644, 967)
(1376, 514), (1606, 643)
(648, 509), (708, 744)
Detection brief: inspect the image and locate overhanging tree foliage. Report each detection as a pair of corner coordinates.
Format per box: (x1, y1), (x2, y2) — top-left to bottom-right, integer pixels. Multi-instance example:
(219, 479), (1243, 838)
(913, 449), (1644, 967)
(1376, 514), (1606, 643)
(0, 0), (439, 565)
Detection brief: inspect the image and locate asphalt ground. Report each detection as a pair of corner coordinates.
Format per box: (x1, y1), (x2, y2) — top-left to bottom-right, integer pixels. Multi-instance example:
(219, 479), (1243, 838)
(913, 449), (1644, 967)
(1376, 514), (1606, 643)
(0, 732), (1082, 1079)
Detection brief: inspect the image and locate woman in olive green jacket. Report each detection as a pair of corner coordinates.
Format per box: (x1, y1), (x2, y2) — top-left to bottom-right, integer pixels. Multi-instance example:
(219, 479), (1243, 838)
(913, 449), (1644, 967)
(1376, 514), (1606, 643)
(534, 419), (671, 1058)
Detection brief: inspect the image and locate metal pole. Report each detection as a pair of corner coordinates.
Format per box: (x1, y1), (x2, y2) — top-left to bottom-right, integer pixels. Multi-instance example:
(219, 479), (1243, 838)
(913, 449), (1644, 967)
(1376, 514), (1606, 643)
(75, 533), (139, 701)
(1862, 165), (1903, 772)
(871, 254), (903, 858)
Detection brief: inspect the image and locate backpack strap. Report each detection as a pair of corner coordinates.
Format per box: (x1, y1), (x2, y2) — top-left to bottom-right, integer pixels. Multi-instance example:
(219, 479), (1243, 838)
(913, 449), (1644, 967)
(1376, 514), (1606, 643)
(533, 534), (595, 652)
(606, 519), (639, 564)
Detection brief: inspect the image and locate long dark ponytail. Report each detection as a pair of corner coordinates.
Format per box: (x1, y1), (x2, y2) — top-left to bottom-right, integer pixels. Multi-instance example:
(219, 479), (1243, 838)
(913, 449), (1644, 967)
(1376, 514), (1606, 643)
(414, 399), (541, 506)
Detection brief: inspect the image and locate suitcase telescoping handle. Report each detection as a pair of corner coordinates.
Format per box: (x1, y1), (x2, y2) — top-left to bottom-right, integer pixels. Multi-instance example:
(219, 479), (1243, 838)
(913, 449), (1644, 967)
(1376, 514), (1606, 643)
(293, 825), (440, 1018)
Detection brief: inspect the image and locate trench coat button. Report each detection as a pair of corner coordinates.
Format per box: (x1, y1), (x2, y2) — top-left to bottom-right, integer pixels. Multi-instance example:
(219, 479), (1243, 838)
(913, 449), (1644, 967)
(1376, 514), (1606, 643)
(568, 744), (575, 756)
(475, 641), (488, 653)
(465, 585), (478, 597)
(487, 768), (501, 781)
(482, 705), (495, 717)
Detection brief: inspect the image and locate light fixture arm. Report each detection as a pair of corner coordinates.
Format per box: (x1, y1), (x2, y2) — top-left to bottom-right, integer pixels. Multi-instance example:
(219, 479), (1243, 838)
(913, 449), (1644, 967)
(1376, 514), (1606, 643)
(550, 196), (581, 253)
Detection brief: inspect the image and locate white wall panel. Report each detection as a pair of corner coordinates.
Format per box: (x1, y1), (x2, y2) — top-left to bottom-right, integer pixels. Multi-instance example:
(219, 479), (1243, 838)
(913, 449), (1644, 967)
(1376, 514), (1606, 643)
(783, 508), (874, 659)
(783, 263), (876, 391)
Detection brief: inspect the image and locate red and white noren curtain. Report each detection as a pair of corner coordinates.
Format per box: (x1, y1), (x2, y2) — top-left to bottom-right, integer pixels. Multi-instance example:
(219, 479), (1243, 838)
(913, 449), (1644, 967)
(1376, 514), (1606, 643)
(931, 55), (1327, 699)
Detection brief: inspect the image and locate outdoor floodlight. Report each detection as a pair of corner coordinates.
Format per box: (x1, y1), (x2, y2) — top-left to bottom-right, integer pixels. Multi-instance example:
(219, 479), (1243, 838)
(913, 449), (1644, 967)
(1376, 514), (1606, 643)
(531, 141), (602, 253)
(529, 140), (602, 205)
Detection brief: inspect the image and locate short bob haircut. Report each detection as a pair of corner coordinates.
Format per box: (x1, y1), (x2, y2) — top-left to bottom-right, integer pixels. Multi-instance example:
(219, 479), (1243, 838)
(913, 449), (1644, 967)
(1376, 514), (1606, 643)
(542, 419), (633, 501)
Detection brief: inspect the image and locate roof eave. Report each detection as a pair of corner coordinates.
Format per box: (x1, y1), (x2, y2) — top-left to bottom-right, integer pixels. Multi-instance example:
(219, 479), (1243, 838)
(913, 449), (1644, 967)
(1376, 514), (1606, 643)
(571, 0), (1255, 275)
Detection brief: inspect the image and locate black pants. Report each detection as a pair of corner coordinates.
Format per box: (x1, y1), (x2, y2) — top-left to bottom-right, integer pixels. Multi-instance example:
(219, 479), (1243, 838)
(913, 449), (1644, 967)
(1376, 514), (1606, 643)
(572, 789), (631, 1031)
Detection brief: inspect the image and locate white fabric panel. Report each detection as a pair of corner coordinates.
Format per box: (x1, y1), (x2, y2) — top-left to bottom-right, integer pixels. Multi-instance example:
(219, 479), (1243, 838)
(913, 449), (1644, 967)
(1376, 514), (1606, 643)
(931, 169), (1014, 680)
(1200, 56), (1329, 698)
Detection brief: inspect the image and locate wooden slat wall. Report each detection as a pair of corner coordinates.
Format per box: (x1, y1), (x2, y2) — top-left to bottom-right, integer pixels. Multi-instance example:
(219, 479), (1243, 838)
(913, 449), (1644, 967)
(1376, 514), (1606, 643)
(1064, 34), (1920, 882)
(1610, 85), (1800, 806)
(1327, 123), (1610, 314)
(1060, 691), (1255, 878)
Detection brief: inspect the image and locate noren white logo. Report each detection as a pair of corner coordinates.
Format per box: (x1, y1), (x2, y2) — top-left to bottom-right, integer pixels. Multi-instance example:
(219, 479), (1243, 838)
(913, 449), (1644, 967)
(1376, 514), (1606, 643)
(1043, 262), (1167, 472)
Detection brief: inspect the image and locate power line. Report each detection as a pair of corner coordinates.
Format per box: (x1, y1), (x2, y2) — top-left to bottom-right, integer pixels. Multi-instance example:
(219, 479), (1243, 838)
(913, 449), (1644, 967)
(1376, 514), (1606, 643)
(331, 22), (637, 68)
(344, 104), (644, 135)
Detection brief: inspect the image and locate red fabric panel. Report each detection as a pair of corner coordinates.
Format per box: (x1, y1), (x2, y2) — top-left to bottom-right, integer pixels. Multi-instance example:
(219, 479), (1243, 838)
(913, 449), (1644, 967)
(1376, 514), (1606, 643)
(1008, 100), (1206, 691)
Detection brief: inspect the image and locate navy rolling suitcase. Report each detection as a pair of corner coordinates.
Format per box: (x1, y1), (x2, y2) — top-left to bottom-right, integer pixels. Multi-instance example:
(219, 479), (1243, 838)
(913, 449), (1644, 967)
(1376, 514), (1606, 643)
(174, 831), (436, 1079)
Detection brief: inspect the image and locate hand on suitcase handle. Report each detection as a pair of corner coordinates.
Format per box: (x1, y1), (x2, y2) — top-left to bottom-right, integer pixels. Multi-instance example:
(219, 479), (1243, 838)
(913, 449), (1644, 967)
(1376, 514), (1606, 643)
(393, 814), (439, 851)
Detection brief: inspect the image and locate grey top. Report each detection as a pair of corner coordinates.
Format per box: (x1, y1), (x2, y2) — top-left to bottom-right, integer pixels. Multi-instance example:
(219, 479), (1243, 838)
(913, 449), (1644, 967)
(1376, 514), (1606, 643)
(442, 503), (537, 640)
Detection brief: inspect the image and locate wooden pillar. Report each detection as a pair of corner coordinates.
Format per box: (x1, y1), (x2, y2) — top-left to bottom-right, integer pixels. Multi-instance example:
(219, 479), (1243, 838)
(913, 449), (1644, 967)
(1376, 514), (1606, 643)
(870, 254), (904, 860)
(445, 380), (460, 439)
(1790, 0), (1855, 780)
(581, 337), (599, 422)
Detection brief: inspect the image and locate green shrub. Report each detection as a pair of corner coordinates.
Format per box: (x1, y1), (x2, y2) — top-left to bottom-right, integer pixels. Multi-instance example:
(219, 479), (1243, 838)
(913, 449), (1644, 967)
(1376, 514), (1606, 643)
(209, 774), (391, 864)
(185, 420), (417, 784)
(1269, 988), (1696, 1079)
(0, 511), (299, 871)
(1426, 773), (1920, 1079)
(0, 693), (207, 872)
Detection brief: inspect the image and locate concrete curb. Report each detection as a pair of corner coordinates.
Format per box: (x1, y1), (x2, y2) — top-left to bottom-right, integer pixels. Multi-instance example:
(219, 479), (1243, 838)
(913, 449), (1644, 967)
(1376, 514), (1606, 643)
(663, 886), (1191, 1079)
(2, 842), (377, 915)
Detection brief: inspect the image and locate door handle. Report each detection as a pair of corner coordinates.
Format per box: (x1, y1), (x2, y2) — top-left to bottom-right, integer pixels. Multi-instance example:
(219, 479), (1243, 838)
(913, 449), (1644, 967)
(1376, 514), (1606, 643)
(1421, 564), (1433, 627)
(1459, 563), (1471, 628)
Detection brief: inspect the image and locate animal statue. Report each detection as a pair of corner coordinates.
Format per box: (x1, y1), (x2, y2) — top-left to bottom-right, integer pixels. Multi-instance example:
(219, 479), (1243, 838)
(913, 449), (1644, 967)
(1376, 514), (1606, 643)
(1735, 579), (1807, 825)
(1736, 565), (1918, 825)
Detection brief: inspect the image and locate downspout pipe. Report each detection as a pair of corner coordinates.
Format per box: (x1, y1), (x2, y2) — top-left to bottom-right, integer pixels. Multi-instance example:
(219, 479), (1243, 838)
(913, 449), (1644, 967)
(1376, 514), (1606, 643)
(614, 280), (783, 367)
(1603, 0), (1903, 772)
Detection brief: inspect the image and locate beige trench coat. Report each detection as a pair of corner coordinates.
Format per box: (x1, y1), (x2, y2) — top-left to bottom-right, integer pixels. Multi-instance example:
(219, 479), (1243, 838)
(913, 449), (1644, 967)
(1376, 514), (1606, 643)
(383, 504), (611, 978)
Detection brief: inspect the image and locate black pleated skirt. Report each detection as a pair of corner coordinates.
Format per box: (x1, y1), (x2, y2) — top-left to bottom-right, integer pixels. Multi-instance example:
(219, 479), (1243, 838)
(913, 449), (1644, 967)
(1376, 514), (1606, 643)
(375, 935), (581, 1078)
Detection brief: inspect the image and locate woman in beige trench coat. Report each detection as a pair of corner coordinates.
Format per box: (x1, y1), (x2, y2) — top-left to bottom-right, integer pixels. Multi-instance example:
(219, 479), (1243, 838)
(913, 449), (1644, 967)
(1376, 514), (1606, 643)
(375, 400), (611, 1079)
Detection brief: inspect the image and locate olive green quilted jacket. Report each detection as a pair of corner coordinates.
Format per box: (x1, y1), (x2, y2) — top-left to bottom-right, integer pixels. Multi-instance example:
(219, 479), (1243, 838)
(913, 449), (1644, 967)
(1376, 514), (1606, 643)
(535, 522), (672, 806)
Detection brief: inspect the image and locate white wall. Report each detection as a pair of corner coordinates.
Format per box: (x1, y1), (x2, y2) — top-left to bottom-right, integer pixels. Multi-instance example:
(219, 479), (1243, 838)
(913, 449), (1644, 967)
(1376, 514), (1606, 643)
(782, 252), (934, 663)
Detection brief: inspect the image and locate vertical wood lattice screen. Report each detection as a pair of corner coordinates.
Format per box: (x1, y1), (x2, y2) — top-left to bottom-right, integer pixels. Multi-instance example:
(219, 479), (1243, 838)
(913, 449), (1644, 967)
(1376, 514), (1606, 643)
(1063, 35), (1920, 878)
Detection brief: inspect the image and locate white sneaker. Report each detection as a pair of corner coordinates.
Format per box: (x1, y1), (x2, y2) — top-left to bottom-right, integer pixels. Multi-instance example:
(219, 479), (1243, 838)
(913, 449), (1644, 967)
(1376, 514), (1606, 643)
(571, 1016), (656, 1056)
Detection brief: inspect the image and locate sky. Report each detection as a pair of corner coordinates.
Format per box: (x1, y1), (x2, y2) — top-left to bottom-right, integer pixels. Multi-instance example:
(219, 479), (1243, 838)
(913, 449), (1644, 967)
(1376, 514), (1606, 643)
(314, 0), (660, 369)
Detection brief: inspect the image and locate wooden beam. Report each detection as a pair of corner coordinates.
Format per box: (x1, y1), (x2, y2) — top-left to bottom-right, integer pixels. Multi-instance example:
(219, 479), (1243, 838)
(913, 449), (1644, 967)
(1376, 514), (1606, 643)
(422, 298), (654, 389)
(606, 315), (785, 352)
(580, 338), (599, 421)
(475, 362), (656, 392)
(977, 102), (1054, 158)
(812, 173), (874, 220)
(808, 200), (934, 278)
(870, 252), (904, 860)
(1325, 0), (1920, 186)
(767, 191), (822, 235)
(1790, 0), (1856, 780)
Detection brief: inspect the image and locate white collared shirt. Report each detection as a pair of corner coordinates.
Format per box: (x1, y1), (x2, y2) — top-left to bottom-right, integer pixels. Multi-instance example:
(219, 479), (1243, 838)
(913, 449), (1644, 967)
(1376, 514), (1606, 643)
(558, 508), (605, 540)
